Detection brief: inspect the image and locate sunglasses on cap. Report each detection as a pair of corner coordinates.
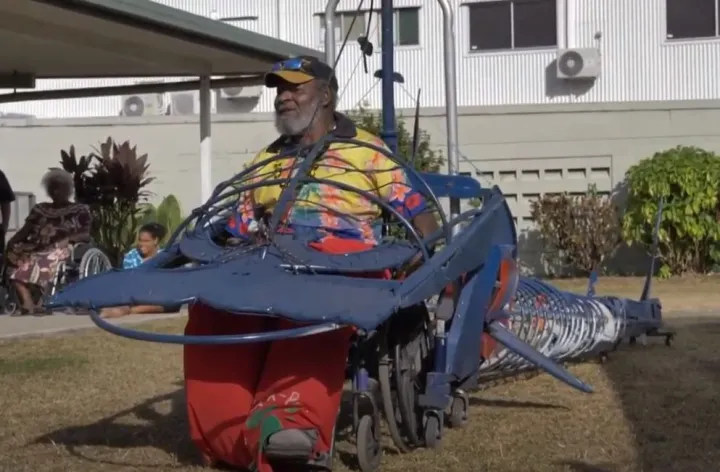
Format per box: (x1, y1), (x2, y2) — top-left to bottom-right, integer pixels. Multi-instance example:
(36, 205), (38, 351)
(266, 56), (339, 90)
(270, 57), (308, 72)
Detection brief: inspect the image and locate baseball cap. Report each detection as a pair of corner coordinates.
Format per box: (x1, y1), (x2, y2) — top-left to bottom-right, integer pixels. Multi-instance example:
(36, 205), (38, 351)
(264, 56), (339, 91)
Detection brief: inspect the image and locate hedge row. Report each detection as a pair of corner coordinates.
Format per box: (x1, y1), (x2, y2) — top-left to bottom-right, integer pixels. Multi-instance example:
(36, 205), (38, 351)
(531, 146), (720, 277)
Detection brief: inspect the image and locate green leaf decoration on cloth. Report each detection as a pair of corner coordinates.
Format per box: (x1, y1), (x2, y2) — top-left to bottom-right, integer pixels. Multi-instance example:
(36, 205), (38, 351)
(259, 415), (284, 451)
(246, 406), (275, 429)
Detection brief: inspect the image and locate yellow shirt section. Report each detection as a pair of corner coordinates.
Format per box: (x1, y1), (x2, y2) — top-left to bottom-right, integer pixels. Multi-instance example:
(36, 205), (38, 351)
(240, 127), (408, 240)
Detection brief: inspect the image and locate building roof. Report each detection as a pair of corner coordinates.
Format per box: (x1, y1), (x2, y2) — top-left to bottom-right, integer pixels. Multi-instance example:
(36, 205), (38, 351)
(0, 0), (322, 79)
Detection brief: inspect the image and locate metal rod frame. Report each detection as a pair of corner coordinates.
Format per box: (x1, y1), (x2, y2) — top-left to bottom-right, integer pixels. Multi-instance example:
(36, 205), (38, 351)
(323, 0), (461, 223)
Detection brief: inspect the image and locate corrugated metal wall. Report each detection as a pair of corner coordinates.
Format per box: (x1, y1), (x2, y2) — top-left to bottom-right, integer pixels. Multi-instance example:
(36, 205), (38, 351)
(1, 0), (719, 117)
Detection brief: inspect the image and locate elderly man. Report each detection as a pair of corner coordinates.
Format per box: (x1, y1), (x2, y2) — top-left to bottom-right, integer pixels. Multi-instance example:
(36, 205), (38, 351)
(183, 56), (438, 472)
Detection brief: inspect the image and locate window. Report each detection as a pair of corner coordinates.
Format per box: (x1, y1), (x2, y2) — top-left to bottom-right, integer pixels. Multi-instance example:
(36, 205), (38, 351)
(666, 0), (719, 40)
(318, 8), (420, 47)
(468, 0), (557, 52)
(319, 12), (366, 44)
(376, 8), (421, 46)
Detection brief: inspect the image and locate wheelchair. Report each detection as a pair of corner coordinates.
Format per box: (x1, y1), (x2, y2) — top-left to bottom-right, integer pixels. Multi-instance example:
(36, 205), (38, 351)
(45, 135), (521, 471)
(0, 242), (113, 315)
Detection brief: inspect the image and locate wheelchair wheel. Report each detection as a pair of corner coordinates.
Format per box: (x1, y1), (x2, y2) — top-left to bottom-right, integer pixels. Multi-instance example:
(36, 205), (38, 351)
(448, 394), (468, 429)
(0, 284), (18, 315)
(356, 414), (381, 472)
(423, 415), (442, 449)
(79, 248), (112, 278)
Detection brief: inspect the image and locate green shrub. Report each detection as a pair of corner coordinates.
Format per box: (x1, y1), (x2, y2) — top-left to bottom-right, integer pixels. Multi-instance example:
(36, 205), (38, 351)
(347, 107), (446, 239)
(137, 194), (185, 245)
(346, 106), (444, 173)
(622, 145), (720, 276)
(61, 138), (153, 267)
(530, 185), (622, 276)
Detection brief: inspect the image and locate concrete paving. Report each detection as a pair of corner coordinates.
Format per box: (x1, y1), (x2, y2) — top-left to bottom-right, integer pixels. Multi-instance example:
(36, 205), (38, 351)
(0, 309), (187, 340)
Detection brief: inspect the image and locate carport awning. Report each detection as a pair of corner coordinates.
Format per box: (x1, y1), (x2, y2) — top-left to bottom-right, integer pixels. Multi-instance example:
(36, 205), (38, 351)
(0, 0), (322, 79)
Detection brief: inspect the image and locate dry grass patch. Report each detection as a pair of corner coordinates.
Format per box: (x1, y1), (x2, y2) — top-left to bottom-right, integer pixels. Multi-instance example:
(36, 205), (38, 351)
(0, 277), (718, 472)
(550, 274), (720, 313)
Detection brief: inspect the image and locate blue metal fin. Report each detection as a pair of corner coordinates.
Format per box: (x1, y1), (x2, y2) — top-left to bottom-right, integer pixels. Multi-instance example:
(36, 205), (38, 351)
(586, 270), (598, 297)
(640, 198), (664, 301)
(486, 320), (594, 394)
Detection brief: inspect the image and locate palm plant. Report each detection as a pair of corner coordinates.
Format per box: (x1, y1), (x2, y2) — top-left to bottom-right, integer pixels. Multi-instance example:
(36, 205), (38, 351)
(60, 137), (154, 267)
(137, 194), (185, 245)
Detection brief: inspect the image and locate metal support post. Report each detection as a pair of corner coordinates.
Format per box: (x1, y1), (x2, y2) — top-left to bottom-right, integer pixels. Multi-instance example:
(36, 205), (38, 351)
(437, 0), (461, 227)
(199, 75), (212, 204)
(379, 0), (398, 153)
(324, 0), (341, 64)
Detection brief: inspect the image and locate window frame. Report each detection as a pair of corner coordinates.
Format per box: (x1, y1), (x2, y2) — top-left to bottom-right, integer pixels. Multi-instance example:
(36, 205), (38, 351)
(664, 0), (720, 43)
(465, 0), (558, 54)
(375, 7), (422, 47)
(317, 7), (421, 49)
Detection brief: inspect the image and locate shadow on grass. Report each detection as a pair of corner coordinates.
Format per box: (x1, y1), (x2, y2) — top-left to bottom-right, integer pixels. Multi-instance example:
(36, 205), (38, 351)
(34, 382), (201, 468)
(469, 396), (569, 410)
(555, 460), (618, 472)
(602, 317), (720, 472)
(33, 382), (375, 471)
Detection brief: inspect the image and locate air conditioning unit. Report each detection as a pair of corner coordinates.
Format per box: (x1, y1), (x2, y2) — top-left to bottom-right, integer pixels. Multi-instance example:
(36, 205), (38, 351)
(220, 87), (244, 99)
(216, 85), (263, 114)
(556, 48), (601, 80)
(169, 91), (199, 116)
(219, 85), (263, 99)
(120, 93), (166, 116)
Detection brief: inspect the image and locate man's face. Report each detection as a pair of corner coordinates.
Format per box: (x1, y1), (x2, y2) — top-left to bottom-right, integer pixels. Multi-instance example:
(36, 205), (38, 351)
(274, 79), (321, 136)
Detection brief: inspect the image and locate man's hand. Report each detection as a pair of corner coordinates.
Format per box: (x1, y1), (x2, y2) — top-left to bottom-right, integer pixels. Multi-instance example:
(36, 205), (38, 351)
(412, 212), (440, 242)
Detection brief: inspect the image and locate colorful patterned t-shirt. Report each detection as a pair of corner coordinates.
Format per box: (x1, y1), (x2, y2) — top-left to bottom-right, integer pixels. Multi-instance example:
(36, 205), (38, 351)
(225, 114), (427, 244)
(123, 247), (163, 269)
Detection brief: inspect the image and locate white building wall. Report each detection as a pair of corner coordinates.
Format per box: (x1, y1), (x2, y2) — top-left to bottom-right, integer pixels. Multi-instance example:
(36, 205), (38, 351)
(1, 0), (719, 118)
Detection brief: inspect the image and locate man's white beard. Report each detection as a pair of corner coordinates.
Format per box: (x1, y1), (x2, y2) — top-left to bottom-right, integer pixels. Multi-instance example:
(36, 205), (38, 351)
(274, 98), (320, 136)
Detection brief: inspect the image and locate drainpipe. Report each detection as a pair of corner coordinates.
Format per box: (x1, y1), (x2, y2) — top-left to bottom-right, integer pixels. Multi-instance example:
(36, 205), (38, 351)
(436, 0), (461, 226)
(324, 0), (341, 63)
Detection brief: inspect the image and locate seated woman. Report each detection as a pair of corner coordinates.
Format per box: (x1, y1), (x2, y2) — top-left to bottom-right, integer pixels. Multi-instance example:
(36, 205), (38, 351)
(123, 222), (166, 269)
(101, 222), (179, 318)
(5, 168), (91, 315)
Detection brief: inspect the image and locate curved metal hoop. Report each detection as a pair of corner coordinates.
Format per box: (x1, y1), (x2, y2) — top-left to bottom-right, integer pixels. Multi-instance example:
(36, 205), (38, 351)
(164, 134), (453, 267)
(88, 308), (344, 345)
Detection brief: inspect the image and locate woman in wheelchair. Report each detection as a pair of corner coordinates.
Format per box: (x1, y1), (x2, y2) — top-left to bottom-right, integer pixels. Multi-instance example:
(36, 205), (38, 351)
(5, 168), (90, 315)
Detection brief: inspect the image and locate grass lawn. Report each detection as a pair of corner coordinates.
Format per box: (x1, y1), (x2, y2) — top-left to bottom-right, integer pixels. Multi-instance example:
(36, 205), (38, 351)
(0, 276), (718, 471)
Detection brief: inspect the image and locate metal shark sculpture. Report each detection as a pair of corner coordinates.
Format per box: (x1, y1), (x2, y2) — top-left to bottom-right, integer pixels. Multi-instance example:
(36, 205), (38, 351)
(45, 0), (674, 469)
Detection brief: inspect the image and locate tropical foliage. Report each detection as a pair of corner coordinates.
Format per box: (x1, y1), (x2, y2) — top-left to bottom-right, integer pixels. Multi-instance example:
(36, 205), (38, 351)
(621, 145), (720, 276)
(60, 138), (153, 266)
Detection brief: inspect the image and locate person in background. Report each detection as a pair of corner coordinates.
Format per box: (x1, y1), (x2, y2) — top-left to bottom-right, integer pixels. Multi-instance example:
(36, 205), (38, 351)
(123, 222), (166, 269)
(5, 168), (91, 315)
(0, 169), (15, 254)
(101, 222), (178, 318)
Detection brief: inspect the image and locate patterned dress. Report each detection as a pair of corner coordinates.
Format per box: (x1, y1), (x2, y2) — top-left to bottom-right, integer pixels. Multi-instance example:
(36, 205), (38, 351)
(6, 202), (91, 288)
(123, 248), (145, 269)
(122, 247), (163, 269)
